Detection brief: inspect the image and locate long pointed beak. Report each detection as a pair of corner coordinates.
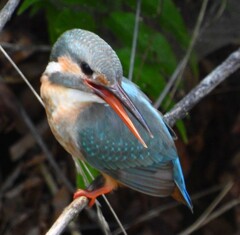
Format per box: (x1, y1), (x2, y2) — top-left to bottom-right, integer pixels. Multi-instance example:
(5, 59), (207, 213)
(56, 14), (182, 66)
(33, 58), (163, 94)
(84, 80), (153, 148)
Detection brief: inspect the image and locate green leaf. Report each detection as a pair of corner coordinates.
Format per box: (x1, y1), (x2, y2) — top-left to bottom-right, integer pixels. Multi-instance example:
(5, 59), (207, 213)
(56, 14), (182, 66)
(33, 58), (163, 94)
(137, 24), (177, 75)
(151, 33), (177, 74)
(116, 47), (166, 100)
(116, 47), (131, 75)
(175, 120), (188, 143)
(18, 0), (41, 14)
(141, 0), (164, 17)
(134, 61), (166, 99)
(76, 161), (100, 189)
(46, 8), (96, 43)
(159, 0), (190, 47)
(106, 12), (135, 47)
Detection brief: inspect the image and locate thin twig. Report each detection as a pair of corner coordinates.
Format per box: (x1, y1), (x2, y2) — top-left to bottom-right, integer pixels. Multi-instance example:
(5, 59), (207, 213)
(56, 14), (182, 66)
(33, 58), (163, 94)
(18, 103), (75, 193)
(198, 198), (240, 228)
(0, 46), (44, 106)
(154, 0), (209, 108)
(165, 0), (209, 109)
(113, 183), (225, 235)
(0, 164), (22, 195)
(128, 0), (142, 81)
(178, 181), (234, 235)
(0, 0), (20, 32)
(154, 59), (186, 108)
(82, 161), (126, 235)
(0, 42), (51, 52)
(39, 163), (58, 195)
(164, 47), (240, 126)
(10, 120), (49, 161)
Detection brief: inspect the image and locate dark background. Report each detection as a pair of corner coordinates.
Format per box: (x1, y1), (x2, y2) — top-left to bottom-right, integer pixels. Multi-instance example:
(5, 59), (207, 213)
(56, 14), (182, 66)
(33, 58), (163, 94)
(0, 0), (240, 234)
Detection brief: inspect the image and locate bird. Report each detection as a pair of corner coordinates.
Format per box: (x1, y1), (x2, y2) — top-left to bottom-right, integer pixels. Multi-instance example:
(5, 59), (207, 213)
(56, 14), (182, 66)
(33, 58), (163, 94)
(40, 29), (193, 211)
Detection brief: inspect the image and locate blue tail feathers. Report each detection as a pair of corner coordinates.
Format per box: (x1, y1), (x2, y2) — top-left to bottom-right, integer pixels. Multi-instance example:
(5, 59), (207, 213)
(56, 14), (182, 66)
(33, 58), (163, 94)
(173, 158), (193, 212)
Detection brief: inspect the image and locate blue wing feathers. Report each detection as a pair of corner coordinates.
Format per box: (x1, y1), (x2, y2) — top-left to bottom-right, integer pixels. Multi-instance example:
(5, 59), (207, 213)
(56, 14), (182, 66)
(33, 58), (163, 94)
(105, 163), (175, 197)
(76, 77), (192, 208)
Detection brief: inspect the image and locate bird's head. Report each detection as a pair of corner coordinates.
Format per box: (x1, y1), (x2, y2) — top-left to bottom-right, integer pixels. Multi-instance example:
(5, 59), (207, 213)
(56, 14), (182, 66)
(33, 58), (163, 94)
(42, 29), (152, 147)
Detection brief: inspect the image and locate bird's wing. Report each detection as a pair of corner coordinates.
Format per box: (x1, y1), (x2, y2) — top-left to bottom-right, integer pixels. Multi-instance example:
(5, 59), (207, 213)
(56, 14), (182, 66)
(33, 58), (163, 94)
(75, 78), (186, 199)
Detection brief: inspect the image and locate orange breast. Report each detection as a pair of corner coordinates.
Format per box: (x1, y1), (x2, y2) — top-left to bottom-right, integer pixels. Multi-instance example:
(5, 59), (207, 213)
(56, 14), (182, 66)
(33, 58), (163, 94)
(40, 75), (90, 159)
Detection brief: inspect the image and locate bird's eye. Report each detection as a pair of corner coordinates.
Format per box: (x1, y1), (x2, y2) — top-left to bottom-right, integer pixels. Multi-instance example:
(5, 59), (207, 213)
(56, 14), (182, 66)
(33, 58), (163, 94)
(81, 62), (93, 76)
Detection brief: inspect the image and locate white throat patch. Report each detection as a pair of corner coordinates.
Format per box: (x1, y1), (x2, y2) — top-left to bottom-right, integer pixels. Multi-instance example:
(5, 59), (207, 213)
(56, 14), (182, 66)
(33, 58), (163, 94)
(45, 61), (62, 74)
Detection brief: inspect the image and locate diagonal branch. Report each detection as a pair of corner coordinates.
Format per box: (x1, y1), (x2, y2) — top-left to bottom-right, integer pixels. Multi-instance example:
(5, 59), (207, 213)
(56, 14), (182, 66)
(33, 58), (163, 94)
(46, 197), (88, 235)
(0, 0), (20, 32)
(164, 48), (240, 126)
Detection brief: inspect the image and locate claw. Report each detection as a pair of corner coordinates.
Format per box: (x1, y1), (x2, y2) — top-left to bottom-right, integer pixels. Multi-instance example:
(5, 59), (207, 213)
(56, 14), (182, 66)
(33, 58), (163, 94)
(74, 189), (97, 207)
(73, 185), (113, 207)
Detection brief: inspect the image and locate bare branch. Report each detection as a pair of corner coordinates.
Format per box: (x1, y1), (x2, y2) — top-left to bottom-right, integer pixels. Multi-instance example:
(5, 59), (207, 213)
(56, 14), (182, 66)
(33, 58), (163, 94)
(46, 197), (88, 235)
(164, 48), (240, 126)
(0, 0), (20, 32)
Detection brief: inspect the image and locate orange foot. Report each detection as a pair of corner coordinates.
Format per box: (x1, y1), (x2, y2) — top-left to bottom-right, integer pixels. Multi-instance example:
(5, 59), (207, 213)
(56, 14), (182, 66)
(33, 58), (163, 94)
(74, 185), (113, 207)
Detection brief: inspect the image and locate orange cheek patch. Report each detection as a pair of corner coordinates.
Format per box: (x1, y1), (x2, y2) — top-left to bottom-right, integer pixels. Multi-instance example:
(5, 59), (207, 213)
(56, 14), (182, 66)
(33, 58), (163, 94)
(58, 56), (82, 74)
(96, 74), (109, 85)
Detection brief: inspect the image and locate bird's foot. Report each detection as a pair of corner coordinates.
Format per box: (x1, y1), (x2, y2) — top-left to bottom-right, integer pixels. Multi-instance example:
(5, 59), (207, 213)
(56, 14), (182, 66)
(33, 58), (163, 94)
(74, 186), (112, 207)
(73, 174), (116, 207)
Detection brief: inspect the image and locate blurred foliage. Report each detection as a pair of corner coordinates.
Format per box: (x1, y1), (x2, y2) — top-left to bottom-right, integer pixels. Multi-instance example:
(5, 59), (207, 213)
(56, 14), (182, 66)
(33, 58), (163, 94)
(19, 0), (190, 99)
(19, 0), (192, 180)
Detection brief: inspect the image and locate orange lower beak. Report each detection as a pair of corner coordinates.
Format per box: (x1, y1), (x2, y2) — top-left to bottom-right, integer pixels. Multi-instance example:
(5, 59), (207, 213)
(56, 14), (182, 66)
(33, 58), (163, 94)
(99, 88), (147, 148)
(85, 81), (151, 148)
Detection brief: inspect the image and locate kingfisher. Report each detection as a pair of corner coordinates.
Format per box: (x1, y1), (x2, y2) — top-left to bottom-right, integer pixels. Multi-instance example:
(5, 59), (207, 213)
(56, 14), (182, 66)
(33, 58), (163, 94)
(40, 29), (192, 211)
